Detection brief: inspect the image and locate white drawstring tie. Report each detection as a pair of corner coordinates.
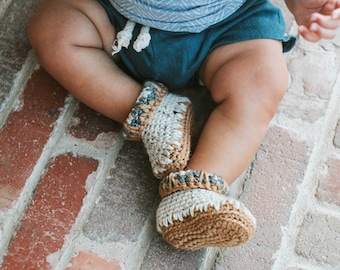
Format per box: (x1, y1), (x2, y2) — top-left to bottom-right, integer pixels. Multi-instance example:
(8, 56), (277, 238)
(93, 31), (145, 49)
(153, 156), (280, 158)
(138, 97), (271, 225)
(112, 20), (151, 55)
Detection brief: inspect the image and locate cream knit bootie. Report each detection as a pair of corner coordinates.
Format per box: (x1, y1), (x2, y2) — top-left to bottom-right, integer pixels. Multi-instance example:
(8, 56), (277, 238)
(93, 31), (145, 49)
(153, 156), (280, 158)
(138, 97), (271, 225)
(156, 170), (256, 250)
(122, 81), (193, 179)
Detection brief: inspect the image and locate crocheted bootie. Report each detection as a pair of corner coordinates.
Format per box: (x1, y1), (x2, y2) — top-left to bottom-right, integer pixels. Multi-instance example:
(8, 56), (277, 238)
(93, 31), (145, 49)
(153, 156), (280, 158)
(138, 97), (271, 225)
(156, 170), (256, 250)
(122, 81), (193, 179)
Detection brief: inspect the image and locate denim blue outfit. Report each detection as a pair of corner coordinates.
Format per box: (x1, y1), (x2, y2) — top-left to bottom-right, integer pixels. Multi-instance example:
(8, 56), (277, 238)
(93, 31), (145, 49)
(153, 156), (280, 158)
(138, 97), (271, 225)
(98, 0), (296, 89)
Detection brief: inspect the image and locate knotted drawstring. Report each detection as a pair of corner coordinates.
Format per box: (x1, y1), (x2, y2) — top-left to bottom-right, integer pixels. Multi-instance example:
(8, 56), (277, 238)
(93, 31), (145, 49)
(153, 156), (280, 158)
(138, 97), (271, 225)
(112, 20), (151, 56)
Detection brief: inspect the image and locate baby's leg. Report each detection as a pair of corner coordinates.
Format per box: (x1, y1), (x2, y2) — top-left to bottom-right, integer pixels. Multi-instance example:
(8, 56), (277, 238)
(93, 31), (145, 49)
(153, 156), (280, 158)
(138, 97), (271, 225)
(28, 0), (141, 123)
(28, 0), (193, 178)
(156, 39), (288, 249)
(190, 39), (289, 185)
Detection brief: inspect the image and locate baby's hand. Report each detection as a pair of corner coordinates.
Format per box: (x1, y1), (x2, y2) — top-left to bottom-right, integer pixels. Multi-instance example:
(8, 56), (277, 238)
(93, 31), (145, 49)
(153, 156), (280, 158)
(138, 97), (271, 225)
(289, 0), (340, 42)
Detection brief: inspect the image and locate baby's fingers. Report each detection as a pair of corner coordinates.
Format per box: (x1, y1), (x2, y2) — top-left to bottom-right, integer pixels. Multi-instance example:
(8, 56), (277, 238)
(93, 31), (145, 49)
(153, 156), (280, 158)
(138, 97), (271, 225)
(298, 25), (323, 42)
(299, 12), (340, 42)
(332, 8), (340, 19)
(312, 23), (339, 39)
(298, 23), (338, 42)
(310, 13), (340, 30)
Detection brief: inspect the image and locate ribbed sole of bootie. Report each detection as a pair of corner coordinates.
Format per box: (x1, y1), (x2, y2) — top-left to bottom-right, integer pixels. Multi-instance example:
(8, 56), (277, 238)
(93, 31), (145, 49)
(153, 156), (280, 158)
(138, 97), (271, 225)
(156, 189), (256, 250)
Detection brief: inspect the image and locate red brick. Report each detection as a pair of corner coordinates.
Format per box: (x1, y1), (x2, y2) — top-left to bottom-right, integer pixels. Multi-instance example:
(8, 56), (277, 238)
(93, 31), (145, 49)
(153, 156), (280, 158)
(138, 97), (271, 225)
(295, 213), (340, 266)
(2, 154), (98, 269)
(316, 158), (340, 206)
(288, 52), (336, 101)
(141, 234), (207, 270)
(68, 103), (121, 143)
(216, 126), (310, 269)
(83, 141), (158, 242)
(67, 251), (122, 270)
(0, 68), (67, 211)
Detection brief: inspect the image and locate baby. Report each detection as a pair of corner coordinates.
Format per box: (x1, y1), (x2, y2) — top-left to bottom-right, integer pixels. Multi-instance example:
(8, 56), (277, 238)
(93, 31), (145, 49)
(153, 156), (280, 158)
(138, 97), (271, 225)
(28, 0), (340, 250)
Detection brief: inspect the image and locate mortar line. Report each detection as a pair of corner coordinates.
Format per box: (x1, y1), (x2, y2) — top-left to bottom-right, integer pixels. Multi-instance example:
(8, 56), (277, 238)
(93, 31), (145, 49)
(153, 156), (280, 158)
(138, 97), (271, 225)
(53, 135), (125, 270)
(272, 70), (340, 270)
(0, 0), (13, 19)
(0, 51), (38, 130)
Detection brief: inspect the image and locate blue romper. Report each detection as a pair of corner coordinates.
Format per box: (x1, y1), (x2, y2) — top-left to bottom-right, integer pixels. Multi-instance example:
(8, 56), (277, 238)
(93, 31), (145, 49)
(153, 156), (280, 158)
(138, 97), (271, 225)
(98, 0), (296, 89)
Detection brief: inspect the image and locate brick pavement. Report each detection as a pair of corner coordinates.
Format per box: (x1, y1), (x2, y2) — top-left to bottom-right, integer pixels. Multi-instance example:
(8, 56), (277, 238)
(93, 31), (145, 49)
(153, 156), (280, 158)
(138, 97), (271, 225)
(0, 0), (340, 269)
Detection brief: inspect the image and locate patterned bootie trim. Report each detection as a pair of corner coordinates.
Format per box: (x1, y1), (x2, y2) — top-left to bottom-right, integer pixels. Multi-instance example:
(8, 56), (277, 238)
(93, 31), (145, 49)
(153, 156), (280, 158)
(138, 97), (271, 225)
(122, 81), (167, 141)
(159, 170), (228, 198)
(156, 189), (256, 250)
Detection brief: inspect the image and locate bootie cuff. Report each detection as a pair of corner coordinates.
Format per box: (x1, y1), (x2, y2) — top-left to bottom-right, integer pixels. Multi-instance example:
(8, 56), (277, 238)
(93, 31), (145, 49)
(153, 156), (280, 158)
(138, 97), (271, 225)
(122, 81), (168, 141)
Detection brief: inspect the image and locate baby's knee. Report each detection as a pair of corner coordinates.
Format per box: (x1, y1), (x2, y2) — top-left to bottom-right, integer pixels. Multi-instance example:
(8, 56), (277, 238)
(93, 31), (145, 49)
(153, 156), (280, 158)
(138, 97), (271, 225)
(27, 10), (44, 51)
(267, 63), (289, 93)
(28, 0), (114, 60)
(28, 1), (64, 56)
(235, 68), (288, 123)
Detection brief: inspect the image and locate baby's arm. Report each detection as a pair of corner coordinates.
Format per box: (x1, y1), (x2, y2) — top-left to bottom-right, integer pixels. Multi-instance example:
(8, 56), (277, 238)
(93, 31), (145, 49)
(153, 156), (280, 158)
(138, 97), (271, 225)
(285, 0), (340, 42)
